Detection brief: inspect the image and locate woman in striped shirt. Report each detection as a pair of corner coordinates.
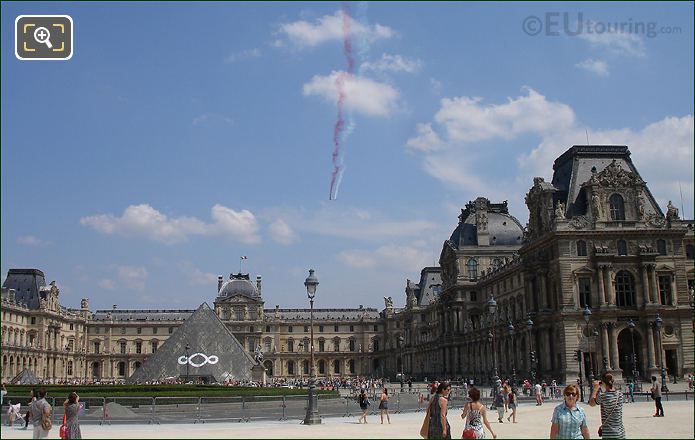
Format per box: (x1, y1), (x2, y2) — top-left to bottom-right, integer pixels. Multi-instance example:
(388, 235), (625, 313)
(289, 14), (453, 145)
(589, 373), (626, 439)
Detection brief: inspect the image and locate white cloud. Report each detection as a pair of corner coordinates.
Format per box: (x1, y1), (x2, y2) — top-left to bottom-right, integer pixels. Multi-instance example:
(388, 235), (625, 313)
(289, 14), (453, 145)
(17, 235), (46, 246)
(192, 113), (234, 126)
(117, 266), (148, 291)
(576, 58), (609, 76)
(223, 48), (261, 64)
(407, 87), (694, 220)
(578, 31), (646, 58)
(429, 87), (576, 143)
(406, 123), (445, 152)
(361, 54), (422, 74)
(430, 78), (443, 95)
(338, 244), (430, 271)
(278, 11), (394, 48)
(178, 261), (218, 287)
(303, 72), (400, 117)
(81, 203), (261, 245)
(98, 279), (116, 290)
(262, 204), (441, 243)
(269, 219), (298, 245)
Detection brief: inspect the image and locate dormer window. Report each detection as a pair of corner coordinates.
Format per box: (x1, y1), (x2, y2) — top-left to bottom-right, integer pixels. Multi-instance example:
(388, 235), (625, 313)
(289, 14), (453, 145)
(577, 240), (588, 257)
(609, 194), (625, 220)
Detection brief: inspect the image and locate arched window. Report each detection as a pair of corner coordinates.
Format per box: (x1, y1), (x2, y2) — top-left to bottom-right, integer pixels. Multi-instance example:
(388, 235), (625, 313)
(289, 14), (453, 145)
(349, 359), (355, 374)
(373, 339), (380, 352)
(264, 338), (272, 353)
(333, 359), (341, 374)
(333, 338), (340, 352)
(615, 271), (636, 307)
(118, 361), (126, 376)
(287, 339), (294, 353)
(287, 360), (294, 376)
(67, 361), (73, 376)
(617, 240), (628, 256)
(609, 194), (625, 220)
(467, 259), (478, 281)
(657, 239), (667, 256)
(577, 240), (587, 257)
(303, 338), (309, 353)
(303, 360), (309, 375)
(318, 360), (326, 375)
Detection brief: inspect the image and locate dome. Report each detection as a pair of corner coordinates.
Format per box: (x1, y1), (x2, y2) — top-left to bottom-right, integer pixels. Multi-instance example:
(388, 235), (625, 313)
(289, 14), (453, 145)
(449, 199), (524, 248)
(218, 276), (258, 298)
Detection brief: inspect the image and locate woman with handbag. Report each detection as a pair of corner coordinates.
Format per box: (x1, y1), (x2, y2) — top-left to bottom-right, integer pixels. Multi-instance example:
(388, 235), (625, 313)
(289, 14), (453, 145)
(426, 382), (451, 439)
(589, 373), (625, 439)
(62, 392), (82, 439)
(461, 387), (496, 439)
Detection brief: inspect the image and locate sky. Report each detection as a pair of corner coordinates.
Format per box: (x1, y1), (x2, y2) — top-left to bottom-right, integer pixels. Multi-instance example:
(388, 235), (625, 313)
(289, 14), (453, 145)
(2, 2), (693, 312)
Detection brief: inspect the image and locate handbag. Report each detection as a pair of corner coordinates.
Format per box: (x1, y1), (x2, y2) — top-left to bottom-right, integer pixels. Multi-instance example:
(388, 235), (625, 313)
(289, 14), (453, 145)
(462, 428), (477, 439)
(420, 397), (434, 438)
(41, 407), (52, 431)
(59, 414), (68, 439)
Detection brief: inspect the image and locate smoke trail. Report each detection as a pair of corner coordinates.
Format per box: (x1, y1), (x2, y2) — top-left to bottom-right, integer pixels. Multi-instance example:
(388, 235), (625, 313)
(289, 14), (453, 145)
(329, 4), (355, 201)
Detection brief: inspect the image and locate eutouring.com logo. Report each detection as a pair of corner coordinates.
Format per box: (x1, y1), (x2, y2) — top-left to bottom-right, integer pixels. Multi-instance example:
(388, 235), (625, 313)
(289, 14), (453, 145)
(522, 13), (681, 38)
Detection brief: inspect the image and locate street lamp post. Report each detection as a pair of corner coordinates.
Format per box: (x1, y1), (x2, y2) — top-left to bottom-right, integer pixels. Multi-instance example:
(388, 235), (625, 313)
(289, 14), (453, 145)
(507, 322), (516, 388)
(184, 343), (190, 384)
(398, 335), (405, 392)
(583, 306), (594, 385)
(486, 296), (499, 392)
(654, 314), (669, 393)
(627, 319), (638, 384)
(526, 315), (536, 383)
(303, 269), (321, 425)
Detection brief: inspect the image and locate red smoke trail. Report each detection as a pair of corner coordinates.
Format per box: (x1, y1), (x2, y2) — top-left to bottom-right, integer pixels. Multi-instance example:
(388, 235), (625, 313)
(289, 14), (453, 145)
(329, 4), (355, 200)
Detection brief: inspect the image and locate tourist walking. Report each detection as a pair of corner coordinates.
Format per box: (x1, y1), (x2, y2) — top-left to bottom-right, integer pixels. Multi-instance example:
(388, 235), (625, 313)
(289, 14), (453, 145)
(63, 392), (82, 439)
(651, 376), (664, 417)
(379, 388), (391, 424)
(425, 382), (451, 438)
(24, 389), (36, 430)
(28, 388), (52, 439)
(506, 387), (518, 423)
(627, 380), (635, 403)
(461, 387), (496, 439)
(549, 384), (589, 439)
(1, 383), (6, 406)
(535, 382), (543, 405)
(493, 388), (506, 423)
(358, 390), (370, 424)
(589, 373), (625, 439)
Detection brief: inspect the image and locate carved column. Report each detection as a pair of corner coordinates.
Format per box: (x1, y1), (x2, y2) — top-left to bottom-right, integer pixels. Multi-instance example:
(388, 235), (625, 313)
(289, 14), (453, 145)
(649, 265), (660, 305)
(641, 264), (652, 305)
(670, 276), (678, 306)
(609, 323), (620, 372)
(646, 324), (656, 368)
(601, 323), (610, 369)
(538, 271), (548, 309)
(605, 265), (616, 306)
(597, 266), (607, 306)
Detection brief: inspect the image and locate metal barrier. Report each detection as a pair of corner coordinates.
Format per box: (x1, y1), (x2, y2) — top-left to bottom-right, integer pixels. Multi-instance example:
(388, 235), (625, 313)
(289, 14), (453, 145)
(316, 394), (346, 418)
(153, 396), (199, 424)
(103, 397), (155, 425)
(283, 395), (309, 421)
(243, 395), (289, 422)
(197, 396), (246, 423)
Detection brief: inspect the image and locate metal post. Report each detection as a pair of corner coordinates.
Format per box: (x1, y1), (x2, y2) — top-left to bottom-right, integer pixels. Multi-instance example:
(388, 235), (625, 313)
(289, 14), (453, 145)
(655, 314), (669, 393)
(578, 351), (584, 402)
(281, 395), (287, 420)
(303, 269), (321, 425)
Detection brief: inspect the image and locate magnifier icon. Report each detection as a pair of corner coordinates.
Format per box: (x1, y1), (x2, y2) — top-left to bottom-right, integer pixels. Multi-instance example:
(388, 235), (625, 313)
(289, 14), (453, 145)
(33, 26), (53, 49)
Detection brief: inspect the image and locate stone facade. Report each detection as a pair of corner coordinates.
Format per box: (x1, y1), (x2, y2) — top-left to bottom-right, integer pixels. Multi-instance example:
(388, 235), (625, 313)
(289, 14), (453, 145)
(2, 145), (693, 385)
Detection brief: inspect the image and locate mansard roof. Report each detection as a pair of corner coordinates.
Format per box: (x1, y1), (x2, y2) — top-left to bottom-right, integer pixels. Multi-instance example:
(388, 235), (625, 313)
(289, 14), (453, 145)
(2, 269), (47, 309)
(551, 145), (663, 218)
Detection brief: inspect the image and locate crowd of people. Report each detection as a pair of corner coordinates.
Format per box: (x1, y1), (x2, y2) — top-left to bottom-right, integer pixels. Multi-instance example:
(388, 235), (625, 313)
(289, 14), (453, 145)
(2, 385), (83, 439)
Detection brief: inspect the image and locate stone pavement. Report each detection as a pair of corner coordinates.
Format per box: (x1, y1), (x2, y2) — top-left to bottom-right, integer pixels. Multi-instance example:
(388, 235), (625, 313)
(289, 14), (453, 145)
(1, 400), (692, 438)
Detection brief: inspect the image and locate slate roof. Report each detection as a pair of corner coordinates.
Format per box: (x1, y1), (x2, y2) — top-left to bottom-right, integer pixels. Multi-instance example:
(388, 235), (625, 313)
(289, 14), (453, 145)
(2, 269), (46, 310)
(92, 310), (194, 321)
(417, 267), (442, 307)
(127, 303), (255, 384)
(265, 308), (380, 321)
(552, 145), (663, 218)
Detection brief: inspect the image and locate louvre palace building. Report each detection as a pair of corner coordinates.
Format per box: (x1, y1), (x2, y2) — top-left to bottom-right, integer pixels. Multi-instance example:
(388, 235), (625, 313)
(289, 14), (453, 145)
(2, 145), (693, 385)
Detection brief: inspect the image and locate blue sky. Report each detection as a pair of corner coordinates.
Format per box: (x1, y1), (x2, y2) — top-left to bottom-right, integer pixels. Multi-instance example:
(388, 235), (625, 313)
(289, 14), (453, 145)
(2, 2), (693, 311)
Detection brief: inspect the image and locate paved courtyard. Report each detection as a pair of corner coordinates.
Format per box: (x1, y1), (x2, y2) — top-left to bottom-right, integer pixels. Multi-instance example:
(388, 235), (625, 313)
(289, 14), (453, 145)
(1, 400), (693, 438)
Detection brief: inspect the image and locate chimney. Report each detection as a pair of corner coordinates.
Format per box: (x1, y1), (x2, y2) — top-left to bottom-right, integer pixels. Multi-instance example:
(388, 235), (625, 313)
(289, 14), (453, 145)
(112, 304), (117, 310)
(256, 275), (262, 295)
(218, 276), (224, 293)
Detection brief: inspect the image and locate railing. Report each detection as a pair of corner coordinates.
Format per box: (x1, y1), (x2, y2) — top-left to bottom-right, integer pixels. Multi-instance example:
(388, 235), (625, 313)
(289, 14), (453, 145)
(1, 388), (691, 426)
